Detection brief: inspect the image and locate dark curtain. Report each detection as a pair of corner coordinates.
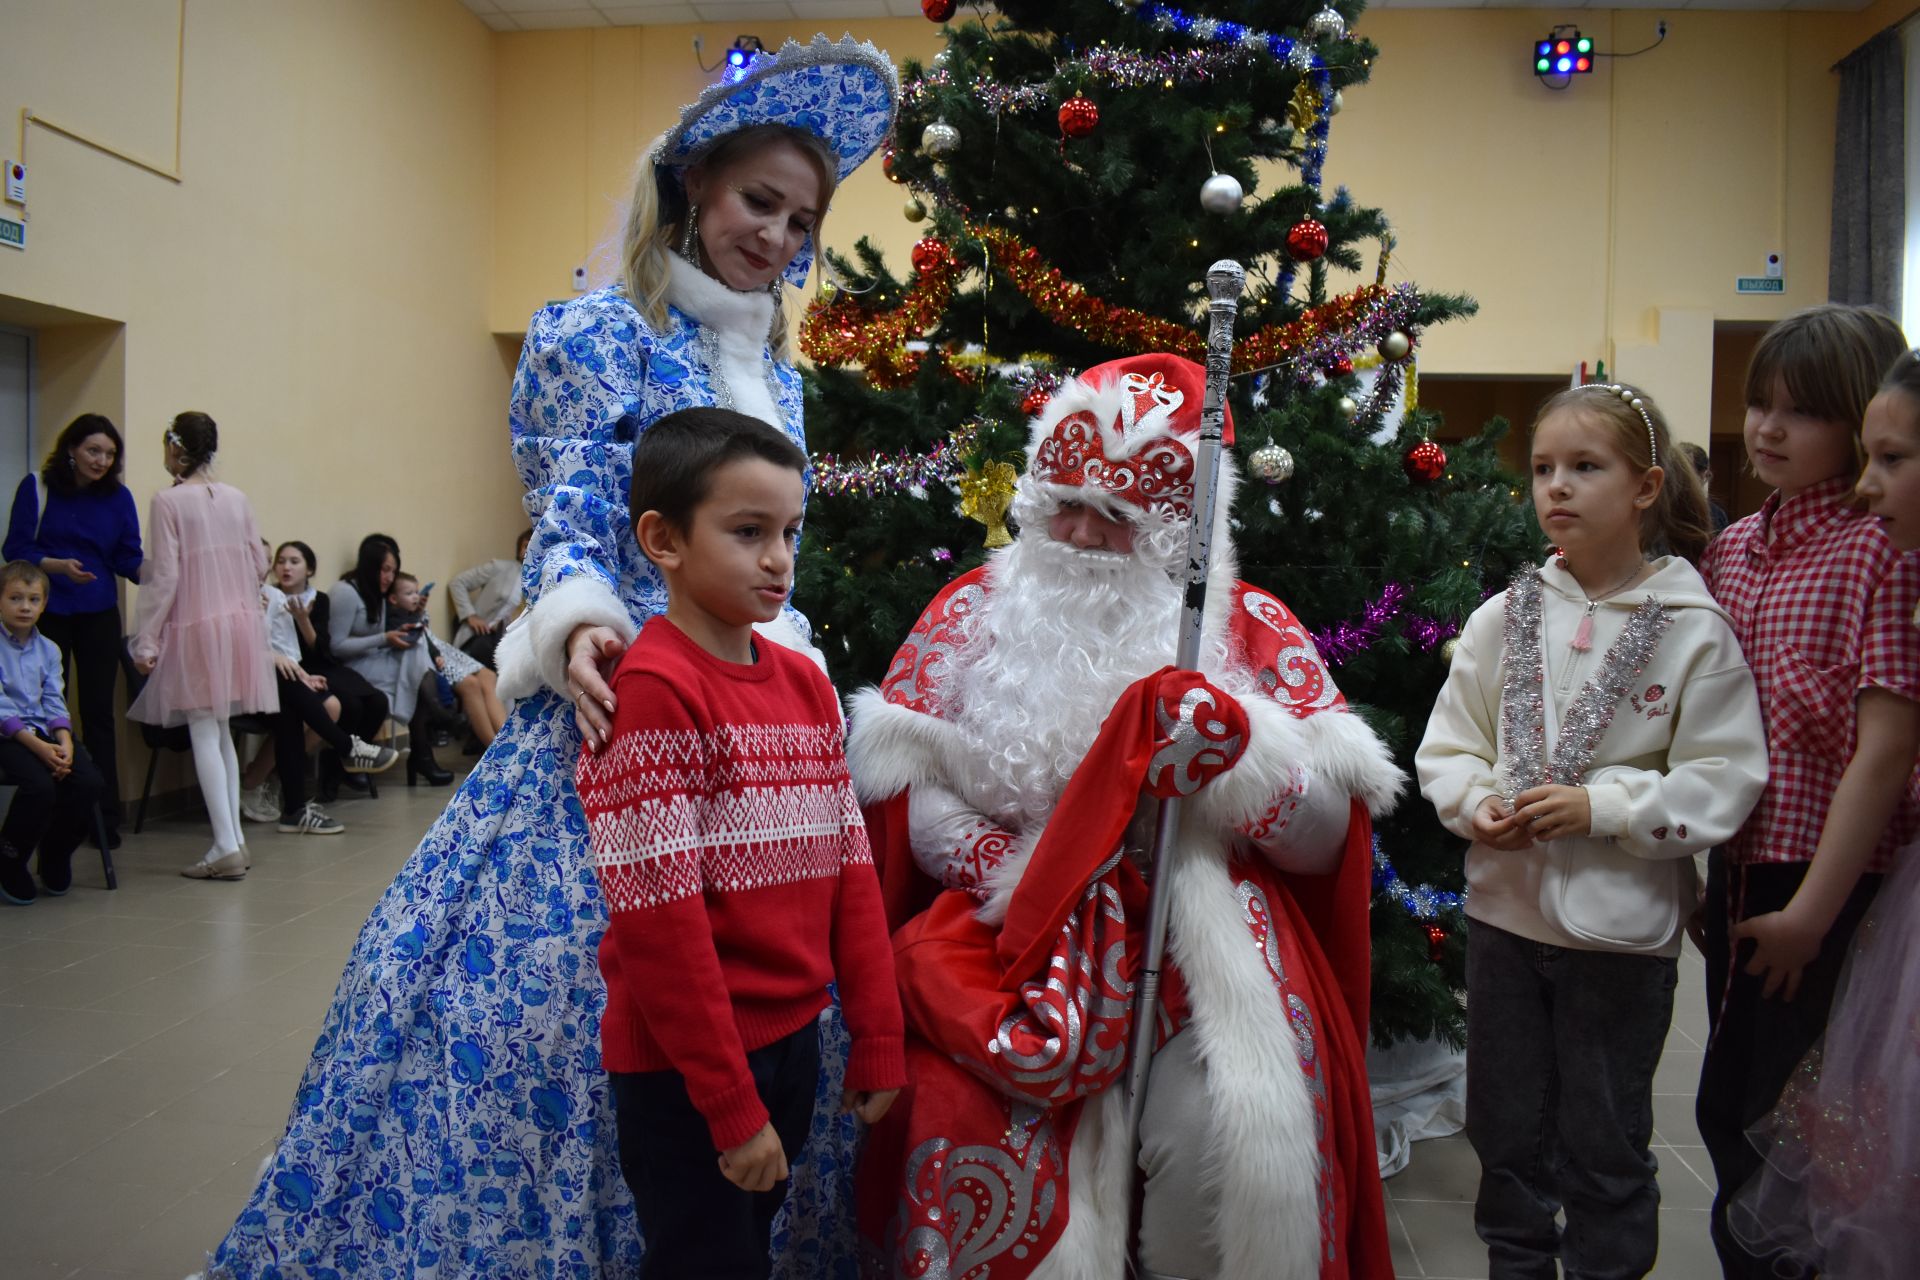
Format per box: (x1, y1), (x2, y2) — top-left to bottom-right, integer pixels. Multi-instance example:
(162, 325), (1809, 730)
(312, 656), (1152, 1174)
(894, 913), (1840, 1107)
(1829, 30), (1906, 315)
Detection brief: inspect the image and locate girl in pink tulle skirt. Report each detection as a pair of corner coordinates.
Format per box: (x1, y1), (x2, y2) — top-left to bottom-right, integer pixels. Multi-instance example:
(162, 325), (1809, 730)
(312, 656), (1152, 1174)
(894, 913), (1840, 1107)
(1730, 350), (1920, 1277)
(128, 412), (277, 880)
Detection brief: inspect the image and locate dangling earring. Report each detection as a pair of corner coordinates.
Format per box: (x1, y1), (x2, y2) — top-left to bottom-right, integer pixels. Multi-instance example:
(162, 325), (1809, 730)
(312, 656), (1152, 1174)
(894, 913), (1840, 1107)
(679, 205), (700, 263)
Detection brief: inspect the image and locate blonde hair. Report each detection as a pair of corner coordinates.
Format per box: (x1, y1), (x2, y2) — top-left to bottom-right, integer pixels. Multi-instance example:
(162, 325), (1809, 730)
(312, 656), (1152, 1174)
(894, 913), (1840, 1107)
(1746, 304), (1909, 473)
(621, 124), (839, 363)
(1534, 382), (1714, 563)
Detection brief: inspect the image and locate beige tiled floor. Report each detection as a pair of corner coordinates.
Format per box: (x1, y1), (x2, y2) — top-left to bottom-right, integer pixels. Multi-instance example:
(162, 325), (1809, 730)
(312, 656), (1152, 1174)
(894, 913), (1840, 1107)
(2, 770), (1725, 1278)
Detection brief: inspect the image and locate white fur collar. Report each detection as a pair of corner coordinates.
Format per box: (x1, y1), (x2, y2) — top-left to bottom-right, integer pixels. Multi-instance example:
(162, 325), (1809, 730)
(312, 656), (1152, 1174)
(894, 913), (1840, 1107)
(665, 255), (781, 427)
(666, 254), (777, 339)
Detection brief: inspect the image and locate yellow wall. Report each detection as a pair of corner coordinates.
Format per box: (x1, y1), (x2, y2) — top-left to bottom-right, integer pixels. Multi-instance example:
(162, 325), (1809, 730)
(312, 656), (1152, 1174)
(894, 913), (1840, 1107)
(0, 0), (521, 601)
(491, 18), (946, 335)
(493, 7), (1902, 448)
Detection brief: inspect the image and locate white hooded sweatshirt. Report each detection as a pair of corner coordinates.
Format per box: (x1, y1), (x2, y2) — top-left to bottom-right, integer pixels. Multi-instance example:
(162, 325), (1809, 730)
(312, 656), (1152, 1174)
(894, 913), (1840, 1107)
(1417, 555), (1768, 957)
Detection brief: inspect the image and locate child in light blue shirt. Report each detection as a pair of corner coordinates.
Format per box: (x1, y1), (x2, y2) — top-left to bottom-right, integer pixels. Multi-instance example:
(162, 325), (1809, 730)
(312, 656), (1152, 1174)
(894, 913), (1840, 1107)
(0, 559), (103, 903)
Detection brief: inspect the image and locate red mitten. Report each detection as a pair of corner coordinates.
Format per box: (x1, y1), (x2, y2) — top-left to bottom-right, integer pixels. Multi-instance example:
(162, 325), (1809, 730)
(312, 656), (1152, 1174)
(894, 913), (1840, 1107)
(1144, 672), (1249, 798)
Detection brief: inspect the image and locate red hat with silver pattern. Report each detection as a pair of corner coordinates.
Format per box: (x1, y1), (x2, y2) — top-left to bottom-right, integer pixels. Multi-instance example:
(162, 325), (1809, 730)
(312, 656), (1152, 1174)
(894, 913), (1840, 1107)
(1026, 353), (1235, 523)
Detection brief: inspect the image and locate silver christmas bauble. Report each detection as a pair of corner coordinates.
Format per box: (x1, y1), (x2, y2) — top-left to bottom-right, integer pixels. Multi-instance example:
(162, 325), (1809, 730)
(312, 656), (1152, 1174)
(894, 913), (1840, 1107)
(1378, 330), (1412, 361)
(1199, 172), (1244, 214)
(1329, 90), (1345, 115)
(904, 196), (927, 222)
(1309, 7), (1347, 41)
(1337, 395), (1359, 420)
(1250, 442), (1295, 485)
(921, 119), (961, 157)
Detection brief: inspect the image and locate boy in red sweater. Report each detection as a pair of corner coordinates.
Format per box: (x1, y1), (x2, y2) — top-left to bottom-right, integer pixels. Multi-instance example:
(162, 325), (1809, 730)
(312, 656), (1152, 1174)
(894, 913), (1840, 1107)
(575, 406), (904, 1278)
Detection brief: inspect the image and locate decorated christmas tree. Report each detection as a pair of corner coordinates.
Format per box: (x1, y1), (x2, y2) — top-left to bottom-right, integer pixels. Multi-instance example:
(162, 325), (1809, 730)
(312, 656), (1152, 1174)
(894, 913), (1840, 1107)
(796, 0), (1543, 1046)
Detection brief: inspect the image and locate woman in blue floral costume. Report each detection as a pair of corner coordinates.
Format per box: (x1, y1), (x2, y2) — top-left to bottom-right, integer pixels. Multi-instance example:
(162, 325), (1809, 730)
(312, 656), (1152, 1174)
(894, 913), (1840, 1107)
(203, 38), (898, 1280)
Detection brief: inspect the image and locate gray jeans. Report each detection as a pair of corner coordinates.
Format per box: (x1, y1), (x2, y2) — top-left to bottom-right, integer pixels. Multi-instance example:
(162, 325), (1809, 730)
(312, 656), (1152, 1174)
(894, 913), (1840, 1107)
(1465, 918), (1677, 1280)
(1136, 1029), (1223, 1280)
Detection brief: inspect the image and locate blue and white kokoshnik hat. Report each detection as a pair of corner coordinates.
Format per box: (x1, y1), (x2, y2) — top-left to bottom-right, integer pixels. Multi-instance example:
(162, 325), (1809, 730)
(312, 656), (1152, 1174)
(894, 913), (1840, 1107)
(652, 34), (900, 288)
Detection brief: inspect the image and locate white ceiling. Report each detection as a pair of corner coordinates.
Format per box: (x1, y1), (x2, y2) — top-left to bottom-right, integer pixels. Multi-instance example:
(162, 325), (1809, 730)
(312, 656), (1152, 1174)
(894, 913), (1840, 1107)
(456, 0), (1870, 31)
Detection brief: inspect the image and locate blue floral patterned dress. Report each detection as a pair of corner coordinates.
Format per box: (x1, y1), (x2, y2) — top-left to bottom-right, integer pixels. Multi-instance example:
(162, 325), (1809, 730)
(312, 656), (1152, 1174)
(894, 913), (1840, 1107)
(206, 286), (861, 1279)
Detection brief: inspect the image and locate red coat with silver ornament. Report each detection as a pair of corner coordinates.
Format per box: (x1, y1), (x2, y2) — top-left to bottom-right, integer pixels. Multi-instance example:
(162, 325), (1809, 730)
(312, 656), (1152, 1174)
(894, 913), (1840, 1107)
(844, 353), (1401, 1280)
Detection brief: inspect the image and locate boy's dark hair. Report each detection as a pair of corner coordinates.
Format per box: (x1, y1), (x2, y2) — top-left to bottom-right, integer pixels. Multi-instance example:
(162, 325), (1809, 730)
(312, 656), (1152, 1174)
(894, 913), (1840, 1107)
(169, 411), (219, 477)
(629, 407), (808, 534)
(391, 571), (419, 591)
(1677, 442), (1711, 477)
(42, 413), (126, 496)
(0, 559), (51, 596)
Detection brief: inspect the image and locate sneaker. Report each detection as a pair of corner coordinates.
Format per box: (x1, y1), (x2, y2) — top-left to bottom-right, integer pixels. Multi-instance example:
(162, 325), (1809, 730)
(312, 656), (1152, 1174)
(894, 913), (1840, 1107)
(0, 845), (36, 904)
(342, 735), (399, 775)
(240, 780), (282, 824)
(278, 801), (345, 836)
(180, 849), (247, 880)
(36, 847), (73, 896)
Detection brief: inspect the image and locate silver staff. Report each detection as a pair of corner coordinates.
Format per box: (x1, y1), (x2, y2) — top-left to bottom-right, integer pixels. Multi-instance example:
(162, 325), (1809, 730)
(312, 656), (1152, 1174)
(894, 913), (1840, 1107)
(1122, 258), (1244, 1266)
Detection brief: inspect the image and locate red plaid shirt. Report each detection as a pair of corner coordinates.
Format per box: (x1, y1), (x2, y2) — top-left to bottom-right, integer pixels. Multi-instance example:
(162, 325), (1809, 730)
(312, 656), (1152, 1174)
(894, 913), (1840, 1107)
(1702, 477), (1920, 870)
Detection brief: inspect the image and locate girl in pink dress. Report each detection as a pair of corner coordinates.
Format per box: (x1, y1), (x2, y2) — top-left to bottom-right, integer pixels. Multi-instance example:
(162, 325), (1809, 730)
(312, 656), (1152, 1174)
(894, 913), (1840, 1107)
(129, 411), (277, 880)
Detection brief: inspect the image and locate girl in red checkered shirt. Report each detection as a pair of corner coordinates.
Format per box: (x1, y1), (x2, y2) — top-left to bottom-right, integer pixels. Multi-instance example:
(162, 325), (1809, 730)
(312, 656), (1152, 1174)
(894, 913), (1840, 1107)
(1728, 350), (1920, 1277)
(1694, 306), (1920, 1280)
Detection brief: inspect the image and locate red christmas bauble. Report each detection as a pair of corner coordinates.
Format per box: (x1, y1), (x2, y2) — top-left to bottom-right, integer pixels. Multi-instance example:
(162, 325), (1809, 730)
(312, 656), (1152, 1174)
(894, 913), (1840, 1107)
(922, 0), (957, 20)
(911, 236), (950, 275)
(1021, 386), (1052, 417)
(882, 142), (903, 184)
(1286, 217), (1329, 262)
(1325, 353), (1354, 377)
(1403, 440), (1448, 484)
(1426, 924), (1447, 964)
(1057, 95), (1100, 139)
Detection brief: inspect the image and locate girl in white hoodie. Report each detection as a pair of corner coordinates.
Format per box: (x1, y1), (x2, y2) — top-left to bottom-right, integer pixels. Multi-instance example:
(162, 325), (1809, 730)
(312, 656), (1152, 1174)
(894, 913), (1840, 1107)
(1417, 382), (1769, 1280)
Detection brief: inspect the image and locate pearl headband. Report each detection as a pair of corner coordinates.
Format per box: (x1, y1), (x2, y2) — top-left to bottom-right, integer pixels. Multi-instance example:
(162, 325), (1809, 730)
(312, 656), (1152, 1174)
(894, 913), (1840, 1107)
(1586, 383), (1657, 468)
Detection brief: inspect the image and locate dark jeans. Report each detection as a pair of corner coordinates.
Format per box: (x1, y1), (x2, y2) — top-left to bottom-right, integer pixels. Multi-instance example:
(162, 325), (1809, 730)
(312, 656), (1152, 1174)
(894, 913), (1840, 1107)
(612, 1019), (821, 1280)
(0, 735), (103, 862)
(40, 606), (122, 828)
(1466, 917), (1678, 1280)
(1696, 855), (1880, 1280)
(273, 672), (354, 816)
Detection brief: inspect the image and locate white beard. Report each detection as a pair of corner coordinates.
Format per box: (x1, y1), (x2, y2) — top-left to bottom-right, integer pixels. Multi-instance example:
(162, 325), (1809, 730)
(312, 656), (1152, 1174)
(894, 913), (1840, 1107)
(938, 530), (1185, 832)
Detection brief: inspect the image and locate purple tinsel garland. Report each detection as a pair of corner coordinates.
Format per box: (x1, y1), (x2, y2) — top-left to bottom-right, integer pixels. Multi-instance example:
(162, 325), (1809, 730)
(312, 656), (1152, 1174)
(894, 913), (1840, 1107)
(1309, 582), (1460, 667)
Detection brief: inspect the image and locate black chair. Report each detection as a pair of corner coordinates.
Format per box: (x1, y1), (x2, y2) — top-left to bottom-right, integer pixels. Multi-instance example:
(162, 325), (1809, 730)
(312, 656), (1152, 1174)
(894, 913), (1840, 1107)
(119, 642), (282, 833)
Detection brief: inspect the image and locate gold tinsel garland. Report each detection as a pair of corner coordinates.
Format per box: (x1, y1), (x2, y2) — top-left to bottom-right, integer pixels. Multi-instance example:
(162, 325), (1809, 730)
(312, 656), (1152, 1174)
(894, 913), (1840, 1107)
(800, 224), (1415, 382)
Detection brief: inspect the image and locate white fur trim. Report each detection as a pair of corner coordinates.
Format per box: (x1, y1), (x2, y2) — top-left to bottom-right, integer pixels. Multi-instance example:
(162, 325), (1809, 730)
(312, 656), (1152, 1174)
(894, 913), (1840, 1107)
(665, 255), (779, 426)
(1300, 705), (1405, 818)
(1029, 1087), (1132, 1280)
(1167, 831), (1323, 1280)
(843, 689), (968, 805)
(753, 609), (828, 677)
(1189, 693), (1405, 832)
(494, 575), (634, 702)
(972, 826), (1041, 928)
(1189, 692), (1314, 833)
(1028, 831), (1324, 1278)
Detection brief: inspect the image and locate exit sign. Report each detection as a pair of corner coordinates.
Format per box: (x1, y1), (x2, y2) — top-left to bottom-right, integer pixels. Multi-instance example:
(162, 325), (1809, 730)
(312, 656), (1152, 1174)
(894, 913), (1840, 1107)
(0, 215), (23, 250)
(1735, 276), (1784, 294)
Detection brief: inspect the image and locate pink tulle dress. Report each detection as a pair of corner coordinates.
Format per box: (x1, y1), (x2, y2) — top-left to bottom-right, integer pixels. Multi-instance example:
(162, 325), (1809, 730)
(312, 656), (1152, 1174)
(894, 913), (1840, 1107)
(127, 480), (277, 727)
(1732, 605), (1920, 1276)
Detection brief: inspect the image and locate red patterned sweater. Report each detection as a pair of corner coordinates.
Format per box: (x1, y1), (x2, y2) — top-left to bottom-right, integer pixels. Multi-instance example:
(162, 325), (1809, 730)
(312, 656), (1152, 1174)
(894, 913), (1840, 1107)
(577, 617), (905, 1150)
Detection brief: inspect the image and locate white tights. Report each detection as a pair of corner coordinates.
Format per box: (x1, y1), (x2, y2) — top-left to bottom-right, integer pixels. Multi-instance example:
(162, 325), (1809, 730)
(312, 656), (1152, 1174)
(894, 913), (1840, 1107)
(187, 714), (243, 856)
